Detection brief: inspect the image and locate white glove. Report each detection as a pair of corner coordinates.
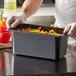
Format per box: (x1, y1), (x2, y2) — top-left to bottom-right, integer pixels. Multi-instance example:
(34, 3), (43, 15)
(6, 12), (27, 28)
(63, 22), (76, 38)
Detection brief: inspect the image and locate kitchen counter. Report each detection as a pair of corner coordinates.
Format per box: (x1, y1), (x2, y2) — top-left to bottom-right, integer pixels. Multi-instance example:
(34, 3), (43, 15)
(0, 49), (76, 76)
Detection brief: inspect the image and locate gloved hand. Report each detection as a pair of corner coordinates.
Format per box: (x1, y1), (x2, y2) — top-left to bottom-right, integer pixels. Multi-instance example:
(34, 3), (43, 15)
(63, 22), (76, 38)
(6, 12), (27, 28)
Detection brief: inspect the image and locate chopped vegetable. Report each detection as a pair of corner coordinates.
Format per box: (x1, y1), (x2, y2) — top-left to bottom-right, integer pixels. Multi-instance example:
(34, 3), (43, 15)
(17, 27), (60, 35)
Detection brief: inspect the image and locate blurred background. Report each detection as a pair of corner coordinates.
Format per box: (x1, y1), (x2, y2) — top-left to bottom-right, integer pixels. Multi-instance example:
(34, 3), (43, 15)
(0, 0), (55, 26)
(0, 0), (55, 8)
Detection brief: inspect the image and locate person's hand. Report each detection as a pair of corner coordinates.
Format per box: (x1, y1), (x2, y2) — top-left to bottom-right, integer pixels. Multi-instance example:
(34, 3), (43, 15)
(63, 22), (76, 38)
(6, 12), (27, 28)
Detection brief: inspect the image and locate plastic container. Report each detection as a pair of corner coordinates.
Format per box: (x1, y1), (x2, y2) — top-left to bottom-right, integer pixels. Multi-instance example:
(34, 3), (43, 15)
(9, 24), (68, 60)
(4, 0), (16, 11)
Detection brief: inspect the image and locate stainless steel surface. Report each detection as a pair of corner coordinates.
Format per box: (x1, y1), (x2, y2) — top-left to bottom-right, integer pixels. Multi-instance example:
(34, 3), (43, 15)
(0, 49), (76, 76)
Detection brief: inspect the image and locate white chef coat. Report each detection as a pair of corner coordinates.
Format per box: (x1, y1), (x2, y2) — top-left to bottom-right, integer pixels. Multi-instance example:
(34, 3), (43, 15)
(54, 0), (76, 54)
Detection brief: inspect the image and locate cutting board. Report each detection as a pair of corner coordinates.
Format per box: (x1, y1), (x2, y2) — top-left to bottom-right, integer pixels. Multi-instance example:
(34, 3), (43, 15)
(0, 41), (12, 50)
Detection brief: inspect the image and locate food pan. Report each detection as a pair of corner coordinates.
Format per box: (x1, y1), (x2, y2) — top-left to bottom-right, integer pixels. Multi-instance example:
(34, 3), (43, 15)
(9, 24), (68, 60)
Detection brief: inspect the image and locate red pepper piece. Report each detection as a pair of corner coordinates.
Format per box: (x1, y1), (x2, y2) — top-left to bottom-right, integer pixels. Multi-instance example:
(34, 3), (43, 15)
(0, 27), (7, 32)
(0, 27), (11, 43)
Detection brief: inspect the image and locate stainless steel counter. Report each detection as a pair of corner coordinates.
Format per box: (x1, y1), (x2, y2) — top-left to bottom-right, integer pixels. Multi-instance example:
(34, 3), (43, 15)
(0, 49), (76, 76)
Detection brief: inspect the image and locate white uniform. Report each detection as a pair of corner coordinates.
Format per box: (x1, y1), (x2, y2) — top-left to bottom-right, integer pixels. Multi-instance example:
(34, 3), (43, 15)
(54, 0), (76, 55)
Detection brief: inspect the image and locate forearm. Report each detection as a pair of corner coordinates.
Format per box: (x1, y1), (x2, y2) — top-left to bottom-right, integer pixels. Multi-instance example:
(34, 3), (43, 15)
(21, 0), (43, 17)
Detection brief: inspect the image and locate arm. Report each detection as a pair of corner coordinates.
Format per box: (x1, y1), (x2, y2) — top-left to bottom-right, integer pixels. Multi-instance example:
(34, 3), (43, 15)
(6, 0), (43, 28)
(21, 0), (43, 17)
